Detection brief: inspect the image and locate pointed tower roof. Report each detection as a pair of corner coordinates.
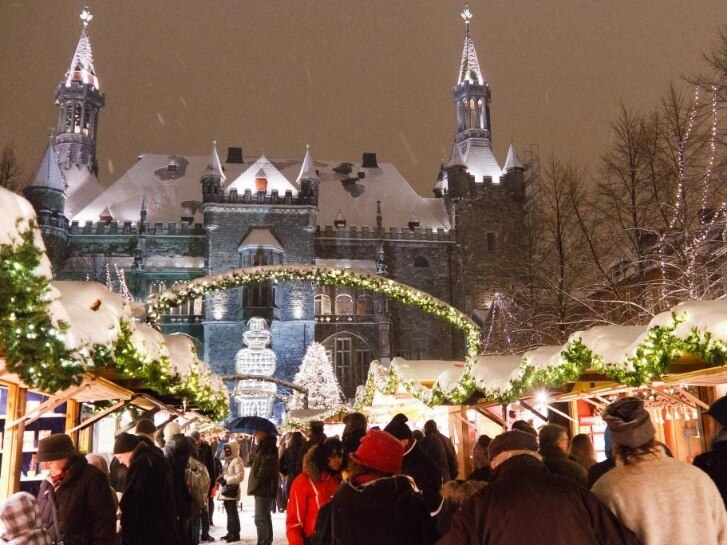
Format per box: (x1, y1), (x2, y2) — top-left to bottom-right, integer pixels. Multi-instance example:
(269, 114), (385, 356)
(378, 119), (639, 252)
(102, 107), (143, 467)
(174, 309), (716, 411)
(65, 7), (99, 89)
(448, 145), (466, 168)
(503, 142), (523, 172)
(204, 140), (226, 182)
(296, 145), (317, 182)
(457, 4), (483, 86)
(31, 136), (66, 191)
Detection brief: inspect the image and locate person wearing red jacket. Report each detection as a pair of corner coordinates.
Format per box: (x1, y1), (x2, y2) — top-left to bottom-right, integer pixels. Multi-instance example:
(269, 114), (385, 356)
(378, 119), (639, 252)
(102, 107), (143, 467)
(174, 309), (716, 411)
(286, 438), (343, 545)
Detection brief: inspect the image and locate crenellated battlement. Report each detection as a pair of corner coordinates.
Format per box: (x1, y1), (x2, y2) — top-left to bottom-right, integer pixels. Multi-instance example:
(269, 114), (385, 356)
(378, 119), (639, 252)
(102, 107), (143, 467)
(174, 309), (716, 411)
(316, 224), (454, 242)
(69, 220), (206, 236)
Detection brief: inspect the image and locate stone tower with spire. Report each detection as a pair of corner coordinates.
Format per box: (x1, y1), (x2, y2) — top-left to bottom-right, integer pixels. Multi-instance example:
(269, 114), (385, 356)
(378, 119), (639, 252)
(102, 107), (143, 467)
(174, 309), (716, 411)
(440, 5), (529, 329)
(54, 7), (104, 177)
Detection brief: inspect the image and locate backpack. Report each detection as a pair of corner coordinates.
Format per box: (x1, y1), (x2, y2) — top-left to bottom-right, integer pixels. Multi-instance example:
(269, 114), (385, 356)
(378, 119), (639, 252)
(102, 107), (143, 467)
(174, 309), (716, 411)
(185, 456), (211, 511)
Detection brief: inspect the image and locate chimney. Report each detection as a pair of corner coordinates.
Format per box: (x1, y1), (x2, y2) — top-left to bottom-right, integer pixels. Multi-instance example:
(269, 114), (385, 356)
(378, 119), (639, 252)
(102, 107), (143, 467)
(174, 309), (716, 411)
(226, 147), (244, 164)
(362, 152), (378, 169)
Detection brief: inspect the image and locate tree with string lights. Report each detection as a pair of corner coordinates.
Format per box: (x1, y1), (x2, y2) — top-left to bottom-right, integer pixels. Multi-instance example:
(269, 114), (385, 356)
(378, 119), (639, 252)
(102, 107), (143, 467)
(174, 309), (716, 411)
(288, 343), (343, 410)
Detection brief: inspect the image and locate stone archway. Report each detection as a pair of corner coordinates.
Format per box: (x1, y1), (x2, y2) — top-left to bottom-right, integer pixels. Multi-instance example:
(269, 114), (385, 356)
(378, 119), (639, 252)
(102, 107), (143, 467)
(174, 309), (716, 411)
(146, 264), (482, 360)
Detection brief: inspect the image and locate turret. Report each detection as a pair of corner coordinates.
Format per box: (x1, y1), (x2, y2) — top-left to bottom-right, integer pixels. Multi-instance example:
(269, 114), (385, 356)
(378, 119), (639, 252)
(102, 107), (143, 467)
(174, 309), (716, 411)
(297, 145), (319, 206)
(54, 8), (104, 176)
(201, 141), (226, 203)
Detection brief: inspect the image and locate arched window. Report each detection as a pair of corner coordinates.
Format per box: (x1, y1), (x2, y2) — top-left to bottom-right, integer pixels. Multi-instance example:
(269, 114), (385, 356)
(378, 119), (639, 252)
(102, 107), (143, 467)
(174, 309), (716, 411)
(469, 98), (477, 130)
(322, 333), (374, 399)
(335, 294), (354, 315)
(315, 294), (332, 315)
(477, 98), (484, 129)
(414, 255), (429, 267)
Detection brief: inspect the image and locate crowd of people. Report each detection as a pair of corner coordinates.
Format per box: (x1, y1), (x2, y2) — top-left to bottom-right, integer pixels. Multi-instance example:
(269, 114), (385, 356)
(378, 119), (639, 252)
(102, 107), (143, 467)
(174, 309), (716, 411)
(4, 395), (727, 544)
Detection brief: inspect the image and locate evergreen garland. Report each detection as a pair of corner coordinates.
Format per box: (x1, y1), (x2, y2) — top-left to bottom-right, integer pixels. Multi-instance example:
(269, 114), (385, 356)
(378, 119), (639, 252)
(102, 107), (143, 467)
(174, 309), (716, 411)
(0, 225), (83, 391)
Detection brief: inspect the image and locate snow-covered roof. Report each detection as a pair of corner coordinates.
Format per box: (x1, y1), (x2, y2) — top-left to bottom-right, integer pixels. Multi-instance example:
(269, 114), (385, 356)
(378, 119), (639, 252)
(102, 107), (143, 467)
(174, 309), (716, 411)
(72, 152), (451, 230)
(65, 9), (99, 90)
(204, 141), (226, 182)
(64, 166), (104, 218)
(569, 325), (649, 366)
(457, 10), (484, 86)
(31, 141), (66, 191)
(296, 145), (317, 182)
(452, 140), (502, 184)
(651, 300), (727, 342)
(239, 228), (284, 252)
(503, 143), (523, 172)
(0, 186), (53, 277)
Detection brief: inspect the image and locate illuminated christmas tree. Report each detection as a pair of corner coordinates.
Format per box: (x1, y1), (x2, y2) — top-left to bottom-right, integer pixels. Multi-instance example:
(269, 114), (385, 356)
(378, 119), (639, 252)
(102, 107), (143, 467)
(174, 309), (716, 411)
(289, 342), (343, 410)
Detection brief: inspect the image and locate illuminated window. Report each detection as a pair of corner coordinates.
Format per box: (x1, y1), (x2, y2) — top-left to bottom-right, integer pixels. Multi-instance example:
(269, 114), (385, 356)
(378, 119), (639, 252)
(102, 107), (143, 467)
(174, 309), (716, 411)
(335, 294), (354, 315)
(315, 294), (332, 315)
(325, 334), (373, 399)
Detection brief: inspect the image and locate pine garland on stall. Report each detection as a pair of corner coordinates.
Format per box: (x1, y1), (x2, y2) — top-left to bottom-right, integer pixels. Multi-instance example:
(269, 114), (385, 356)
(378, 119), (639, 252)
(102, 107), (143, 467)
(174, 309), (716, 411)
(0, 225), (83, 391)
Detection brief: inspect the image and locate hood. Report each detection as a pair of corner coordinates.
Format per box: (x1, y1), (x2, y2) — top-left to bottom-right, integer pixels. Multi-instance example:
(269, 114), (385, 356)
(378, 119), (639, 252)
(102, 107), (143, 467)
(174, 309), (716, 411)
(256, 435), (277, 455)
(338, 475), (419, 512)
(440, 480), (487, 505)
(0, 492), (44, 540)
(302, 445), (323, 482)
(225, 440), (240, 458)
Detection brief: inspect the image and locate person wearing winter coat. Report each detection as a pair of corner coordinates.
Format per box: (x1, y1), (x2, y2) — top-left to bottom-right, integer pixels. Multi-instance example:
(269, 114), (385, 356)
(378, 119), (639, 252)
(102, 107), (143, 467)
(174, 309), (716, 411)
(286, 438), (344, 545)
(279, 432), (305, 504)
(436, 479), (487, 536)
(112, 432), (178, 545)
(467, 435), (492, 482)
(592, 397), (727, 545)
(538, 423), (587, 486)
(163, 422), (196, 545)
(384, 413), (444, 515)
(435, 430), (639, 545)
(36, 434), (116, 545)
(248, 430), (279, 545)
(420, 420), (458, 482)
(218, 440), (245, 543)
(694, 395), (727, 506)
(341, 412), (367, 469)
(313, 430), (437, 545)
(0, 492), (51, 545)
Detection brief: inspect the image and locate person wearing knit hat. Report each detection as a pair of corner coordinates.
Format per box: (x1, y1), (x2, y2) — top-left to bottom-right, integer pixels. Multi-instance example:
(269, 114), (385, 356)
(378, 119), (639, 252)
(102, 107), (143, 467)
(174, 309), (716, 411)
(592, 397), (727, 545)
(312, 430), (437, 545)
(36, 434), (117, 545)
(383, 413), (443, 515)
(538, 424), (587, 486)
(115, 430), (178, 545)
(437, 430), (640, 545)
(694, 395), (727, 506)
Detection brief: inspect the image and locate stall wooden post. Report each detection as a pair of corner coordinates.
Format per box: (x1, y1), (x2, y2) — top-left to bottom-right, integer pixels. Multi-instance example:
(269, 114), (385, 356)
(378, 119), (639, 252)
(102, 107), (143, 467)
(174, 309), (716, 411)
(0, 384), (27, 500)
(65, 399), (80, 447)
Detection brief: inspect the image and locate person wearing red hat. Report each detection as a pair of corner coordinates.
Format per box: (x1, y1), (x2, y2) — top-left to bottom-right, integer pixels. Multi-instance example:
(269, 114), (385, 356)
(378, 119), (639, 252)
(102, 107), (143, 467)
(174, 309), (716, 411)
(313, 430), (437, 545)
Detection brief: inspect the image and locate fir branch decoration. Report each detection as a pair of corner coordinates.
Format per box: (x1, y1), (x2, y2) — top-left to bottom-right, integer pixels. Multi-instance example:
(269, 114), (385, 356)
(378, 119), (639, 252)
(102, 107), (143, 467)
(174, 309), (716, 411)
(0, 223), (83, 391)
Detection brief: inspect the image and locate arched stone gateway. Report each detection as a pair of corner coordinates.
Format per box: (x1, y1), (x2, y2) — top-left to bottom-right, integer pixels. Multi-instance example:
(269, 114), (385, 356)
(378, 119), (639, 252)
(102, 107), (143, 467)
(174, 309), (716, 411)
(145, 264), (482, 360)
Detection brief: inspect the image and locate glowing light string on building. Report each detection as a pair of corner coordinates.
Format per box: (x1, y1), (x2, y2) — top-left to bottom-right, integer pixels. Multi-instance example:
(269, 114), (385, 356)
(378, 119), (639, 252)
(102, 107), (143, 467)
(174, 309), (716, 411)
(145, 264), (483, 363)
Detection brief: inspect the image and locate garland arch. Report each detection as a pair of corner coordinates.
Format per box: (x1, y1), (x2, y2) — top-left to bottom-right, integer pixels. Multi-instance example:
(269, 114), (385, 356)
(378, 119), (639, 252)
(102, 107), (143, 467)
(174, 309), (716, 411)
(146, 265), (482, 361)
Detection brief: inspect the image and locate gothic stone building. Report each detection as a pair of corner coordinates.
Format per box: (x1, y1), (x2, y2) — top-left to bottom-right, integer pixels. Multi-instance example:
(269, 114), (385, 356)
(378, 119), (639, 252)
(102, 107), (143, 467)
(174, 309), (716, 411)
(26, 9), (529, 416)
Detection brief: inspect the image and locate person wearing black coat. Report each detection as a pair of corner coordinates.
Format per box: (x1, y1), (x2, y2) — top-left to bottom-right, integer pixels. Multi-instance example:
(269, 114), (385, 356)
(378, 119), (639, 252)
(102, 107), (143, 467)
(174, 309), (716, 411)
(163, 423), (195, 545)
(314, 430), (437, 545)
(694, 396), (727, 506)
(384, 414), (443, 515)
(341, 412), (367, 469)
(113, 433), (178, 545)
(36, 434), (116, 545)
(279, 431), (305, 502)
(435, 431), (639, 545)
(421, 420), (458, 482)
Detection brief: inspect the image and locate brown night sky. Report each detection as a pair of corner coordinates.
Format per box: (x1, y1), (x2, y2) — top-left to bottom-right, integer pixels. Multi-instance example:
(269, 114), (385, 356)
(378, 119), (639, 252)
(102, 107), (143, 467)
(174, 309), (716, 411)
(0, 1), (725, 196)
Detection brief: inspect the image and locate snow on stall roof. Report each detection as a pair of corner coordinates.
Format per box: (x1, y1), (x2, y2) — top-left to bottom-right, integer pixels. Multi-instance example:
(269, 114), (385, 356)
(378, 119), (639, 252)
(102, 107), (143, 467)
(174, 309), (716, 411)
(569, 325), (649, 365)
(650, 300), (727, 343)
(164, 334), (197, 376)
(51, 281), (131, 349)
(0, 187), (54, 277)
(391, 357), (465, 385)
(523, 345), (564, 370)
(72, 152), (450, 230)
(129, 323), (168, 363)
(470, 355), (524, 393)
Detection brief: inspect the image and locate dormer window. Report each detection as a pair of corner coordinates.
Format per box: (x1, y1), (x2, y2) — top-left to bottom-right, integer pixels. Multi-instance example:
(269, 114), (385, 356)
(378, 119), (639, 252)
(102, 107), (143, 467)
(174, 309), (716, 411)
(255, 177), (268, 192)
(334, 211), (346, 229)
(167, 160), (178, 172)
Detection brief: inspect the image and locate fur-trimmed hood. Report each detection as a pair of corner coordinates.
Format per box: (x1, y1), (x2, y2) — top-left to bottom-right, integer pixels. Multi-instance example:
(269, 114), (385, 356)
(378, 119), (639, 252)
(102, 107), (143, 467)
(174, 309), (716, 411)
(302, 444), (323, 483)
(440, 479), (487, 505)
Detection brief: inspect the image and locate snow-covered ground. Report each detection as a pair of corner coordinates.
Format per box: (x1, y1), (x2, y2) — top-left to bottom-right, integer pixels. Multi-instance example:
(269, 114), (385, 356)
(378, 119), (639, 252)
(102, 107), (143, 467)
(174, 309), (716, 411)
(208, 470), (287, 545)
